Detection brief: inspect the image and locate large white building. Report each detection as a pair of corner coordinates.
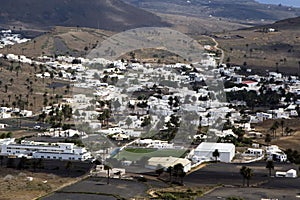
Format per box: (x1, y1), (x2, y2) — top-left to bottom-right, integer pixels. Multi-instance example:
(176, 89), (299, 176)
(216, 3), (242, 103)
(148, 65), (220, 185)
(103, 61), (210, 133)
(0, 139), (91, 161)
(193, 142), (235, 163)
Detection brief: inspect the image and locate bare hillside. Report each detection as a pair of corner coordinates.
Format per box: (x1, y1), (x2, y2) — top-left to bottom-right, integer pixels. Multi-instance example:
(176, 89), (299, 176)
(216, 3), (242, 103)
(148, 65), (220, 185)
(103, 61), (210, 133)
(0, 0), (168, 32)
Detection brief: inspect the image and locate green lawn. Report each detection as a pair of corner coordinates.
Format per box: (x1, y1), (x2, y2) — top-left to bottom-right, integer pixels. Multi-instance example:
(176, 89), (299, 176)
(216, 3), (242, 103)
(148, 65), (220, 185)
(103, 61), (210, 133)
(113, 148), (187, 161)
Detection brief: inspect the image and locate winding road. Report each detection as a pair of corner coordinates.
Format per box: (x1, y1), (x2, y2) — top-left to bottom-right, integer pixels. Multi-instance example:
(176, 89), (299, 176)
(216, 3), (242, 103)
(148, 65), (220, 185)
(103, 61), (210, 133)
(210, 36), (225, 65)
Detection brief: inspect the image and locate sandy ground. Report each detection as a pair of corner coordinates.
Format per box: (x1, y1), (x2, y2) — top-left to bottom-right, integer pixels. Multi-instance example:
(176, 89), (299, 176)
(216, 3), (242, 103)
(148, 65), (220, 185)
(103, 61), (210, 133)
(0, 168), (79, 200)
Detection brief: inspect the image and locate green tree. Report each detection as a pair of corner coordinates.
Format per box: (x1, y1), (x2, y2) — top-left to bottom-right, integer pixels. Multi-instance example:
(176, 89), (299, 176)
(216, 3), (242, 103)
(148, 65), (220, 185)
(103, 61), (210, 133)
(241, 167), (253, 187)
(240, 166), (247, 187)
(166, 166), (173, 182)
(265, 133), (272, 145)
(240, 166), (253, 187)
(270, 121), (279, 138)
(156, 164), (164, 177)
(266, 160), (274, 177)
(212, 149), (220, 162)
(65, 161), (73, 174)
(104, 164), (112, 184)
(280, 120), (284, 137)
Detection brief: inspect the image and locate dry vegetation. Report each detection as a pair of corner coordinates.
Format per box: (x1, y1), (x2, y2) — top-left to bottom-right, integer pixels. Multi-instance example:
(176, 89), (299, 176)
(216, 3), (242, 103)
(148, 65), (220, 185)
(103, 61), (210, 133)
(253, 119), (300, 152)
(0, 59), (69, 113)
(215, 28), (300, 73)
(148, 185), (218, 199)
(158, 13), (250, 35)
(0, 168), (77, 200)
(0, 27), (114, 58)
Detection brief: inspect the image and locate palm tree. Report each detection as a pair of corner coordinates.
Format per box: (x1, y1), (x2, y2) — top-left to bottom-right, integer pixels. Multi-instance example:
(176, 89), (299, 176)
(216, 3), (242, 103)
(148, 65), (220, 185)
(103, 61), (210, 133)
(156, 164), (164, 177)
(266, 160), (274, 177)
(166, 166), (173, 182)
(104, 164), (112, 184)
(245, 167), (253, 187)
(265, 133), (272, 145)
(240, 166), (253, 187)
(213, 149), (220, 162)
(240, 166), (247, 187)
(270, 121), (279, 138)
(173, 163), (184, 183)
(65, 161), (73, 175)
(280, 120), (284, 137)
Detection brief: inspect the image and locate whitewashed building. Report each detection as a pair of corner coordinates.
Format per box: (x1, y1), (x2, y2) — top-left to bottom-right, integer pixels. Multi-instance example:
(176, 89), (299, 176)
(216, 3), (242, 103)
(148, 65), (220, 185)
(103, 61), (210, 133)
(1, 139), (91, 161)
(266, 145), (287, 162)
(193, 142), (235, 163)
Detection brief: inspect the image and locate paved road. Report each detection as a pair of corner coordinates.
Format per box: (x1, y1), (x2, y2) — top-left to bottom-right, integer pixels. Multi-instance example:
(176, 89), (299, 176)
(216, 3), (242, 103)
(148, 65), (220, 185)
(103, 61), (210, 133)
(198, 187), (300, 200)
(185, 162), (299, 186)
(185, 162), (300, 199)
(42, 176), (167, 200)
(42, 162), (300, 200)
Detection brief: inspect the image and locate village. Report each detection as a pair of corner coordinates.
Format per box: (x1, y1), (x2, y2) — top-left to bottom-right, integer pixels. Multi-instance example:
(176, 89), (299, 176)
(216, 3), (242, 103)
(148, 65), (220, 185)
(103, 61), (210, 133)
(0, 29), (299, 199)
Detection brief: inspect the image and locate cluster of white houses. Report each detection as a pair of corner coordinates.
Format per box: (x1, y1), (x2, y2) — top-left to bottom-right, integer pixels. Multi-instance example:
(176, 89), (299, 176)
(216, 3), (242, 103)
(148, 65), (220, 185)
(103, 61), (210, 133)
(0, 138), (91, 161)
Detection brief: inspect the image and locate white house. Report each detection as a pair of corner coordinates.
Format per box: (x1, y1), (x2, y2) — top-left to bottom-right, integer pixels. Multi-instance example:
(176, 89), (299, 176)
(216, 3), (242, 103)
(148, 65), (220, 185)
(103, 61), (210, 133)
(20, 110), (33, 117)
(136, 139), (174, 149)
(0, 112), (11, 119)
(0, 123), (8, 129)
(193, 142), (235, 163)
(91, 165), (126, 178)
(266, 145), (287, 162)
(286, 169), (297, 178)
(146, 156), (191, 172)
(276, 169), (297, 178)
(243, 148), (263, 157)
(256, 112), (273, 121)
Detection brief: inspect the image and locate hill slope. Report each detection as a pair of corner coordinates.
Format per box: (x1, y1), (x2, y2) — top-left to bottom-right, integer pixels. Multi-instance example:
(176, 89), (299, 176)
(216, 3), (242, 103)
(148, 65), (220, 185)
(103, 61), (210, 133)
(214, 16), (300, 73)
(0, 0), (168, 32)
(124, 0), (300, 22)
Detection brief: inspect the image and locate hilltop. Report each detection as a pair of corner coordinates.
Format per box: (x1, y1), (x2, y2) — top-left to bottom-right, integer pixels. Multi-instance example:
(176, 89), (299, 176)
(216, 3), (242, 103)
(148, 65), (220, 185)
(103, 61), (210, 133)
(264, 16), (300, 30)
(0, 0), (168, 33)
